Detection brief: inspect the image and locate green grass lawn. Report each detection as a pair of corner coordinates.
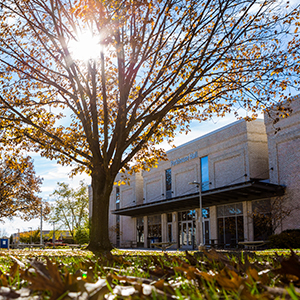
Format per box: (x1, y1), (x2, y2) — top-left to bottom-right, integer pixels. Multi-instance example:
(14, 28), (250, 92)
(0, 248), (299, 299)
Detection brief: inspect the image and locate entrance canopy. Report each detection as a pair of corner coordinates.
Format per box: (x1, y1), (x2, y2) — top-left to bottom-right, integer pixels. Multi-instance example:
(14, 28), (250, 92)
(112, 180), (285, 217)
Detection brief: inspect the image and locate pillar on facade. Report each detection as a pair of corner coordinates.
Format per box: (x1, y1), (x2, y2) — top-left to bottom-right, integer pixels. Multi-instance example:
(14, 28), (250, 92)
(161, 214), (167, 243)
(209, 206), (217, 243)
(133, 217), (137, 244)
(172, 212), (178, 248)
(244, 201), (253, 241)
(143, 216), (148, 248)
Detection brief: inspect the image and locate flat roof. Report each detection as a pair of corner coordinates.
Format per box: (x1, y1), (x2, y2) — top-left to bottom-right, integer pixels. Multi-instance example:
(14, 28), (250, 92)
(166, 118), (264, 154)
(112, 179), (285, 217)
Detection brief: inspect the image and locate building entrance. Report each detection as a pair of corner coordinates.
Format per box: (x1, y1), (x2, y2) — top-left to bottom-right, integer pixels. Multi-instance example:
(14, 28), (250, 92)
(178, 210), (196, 249)
(179, 221), (195, 249)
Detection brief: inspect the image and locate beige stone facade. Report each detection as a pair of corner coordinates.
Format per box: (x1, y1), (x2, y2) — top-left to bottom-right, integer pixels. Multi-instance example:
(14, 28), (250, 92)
(97, 97), (300, 249)
(264, 96), (300, 232)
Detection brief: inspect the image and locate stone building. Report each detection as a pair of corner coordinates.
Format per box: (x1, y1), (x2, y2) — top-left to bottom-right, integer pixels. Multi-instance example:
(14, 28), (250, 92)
(96, 97), (300, 249)
(264, 97), (300, 232)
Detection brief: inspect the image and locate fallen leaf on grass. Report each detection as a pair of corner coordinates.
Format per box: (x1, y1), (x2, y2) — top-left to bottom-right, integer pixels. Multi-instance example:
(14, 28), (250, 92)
(20, 257), (76, 300)
(154, 279), (176, 295)
(185, 250), (200, 266)
(273, 249), (300, 286)
(215, 268), (244, 290)
(9, 255), (26, 269)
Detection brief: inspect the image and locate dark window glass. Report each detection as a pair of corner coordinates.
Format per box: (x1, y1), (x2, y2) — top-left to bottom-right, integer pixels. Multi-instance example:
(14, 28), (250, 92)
(217, 203), (244, 247)
(225, 217), (236, 244)
(148, 215), (162, 240)
(136, 217), (144, 244)
(235, 203), (243, 215)
(167, 213), (172, 223)
(217, 206), (224, 217)
(178, 212), (181, 221)
(252, 200), (272, 240)
(237, 216), (244, 241)
(224, 204), (235, 216)
(187, 210), (193, 220)
(217, 218), (224, 246)
(165, 168), (172, 199)
(116, 223), (120, 244)
(168, 224), (172, 242)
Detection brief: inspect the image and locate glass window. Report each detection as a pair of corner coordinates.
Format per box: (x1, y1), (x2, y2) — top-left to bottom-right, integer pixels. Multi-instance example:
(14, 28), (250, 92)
(136, 217), (144, 244)
(202, 208), (210, 219)
(178, 210), (196, 221)
(224, 204), (235, 216)
(217, 203), (244, 247)
(218, 203), (243, 217)
(235, 203), (243, 215)
(178, 210), (196, 248)
(165, 168), (172, 199)
(187, 210), (193, 220)
(217, 206), (224, 217)
(252, 200), (272, 241)
(201, 156), (209, 191)
(148, 215), (162, 239)
(167, 214), (173, 243)
(168, 224), (173, 242)
(116, 186), (120, 202)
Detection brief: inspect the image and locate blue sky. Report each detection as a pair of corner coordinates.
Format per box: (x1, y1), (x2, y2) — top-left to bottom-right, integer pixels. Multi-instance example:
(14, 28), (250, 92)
(0, 110), (256, 237)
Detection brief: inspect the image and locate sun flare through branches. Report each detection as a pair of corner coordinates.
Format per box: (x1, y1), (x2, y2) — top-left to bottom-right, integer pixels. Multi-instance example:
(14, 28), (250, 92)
(68, 32), (101, 61)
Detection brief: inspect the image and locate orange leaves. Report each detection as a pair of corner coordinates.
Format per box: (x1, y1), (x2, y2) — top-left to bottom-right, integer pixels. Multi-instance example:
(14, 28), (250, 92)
(21, 258), (67, 299)
(0, 155), (47, 221)
(0, 249), (299, 299)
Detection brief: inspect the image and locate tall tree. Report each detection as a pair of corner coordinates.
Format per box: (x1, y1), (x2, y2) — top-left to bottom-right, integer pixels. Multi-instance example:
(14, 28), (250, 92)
(50, 181), (89, 239)
(0, 0), (299, 251)
(0, 154), (49, 221)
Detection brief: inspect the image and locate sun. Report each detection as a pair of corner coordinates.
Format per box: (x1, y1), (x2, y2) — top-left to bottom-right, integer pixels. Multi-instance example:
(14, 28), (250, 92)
(68, 32), (100, 61)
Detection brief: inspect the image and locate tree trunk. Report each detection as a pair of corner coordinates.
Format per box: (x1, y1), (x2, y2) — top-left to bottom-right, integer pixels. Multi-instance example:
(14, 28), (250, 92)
(87, 168), (114, 252)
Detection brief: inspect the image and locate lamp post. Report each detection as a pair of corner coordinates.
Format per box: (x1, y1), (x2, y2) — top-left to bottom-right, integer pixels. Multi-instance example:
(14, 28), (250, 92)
(189, 181), (204, 248)
(28, 227), (32, 244)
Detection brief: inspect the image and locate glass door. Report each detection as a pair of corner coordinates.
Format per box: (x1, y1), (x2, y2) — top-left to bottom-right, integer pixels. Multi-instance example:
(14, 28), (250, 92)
(180, 221), (194, 249)
(203, 219), (210, 245)
(178, 210), (196, 249)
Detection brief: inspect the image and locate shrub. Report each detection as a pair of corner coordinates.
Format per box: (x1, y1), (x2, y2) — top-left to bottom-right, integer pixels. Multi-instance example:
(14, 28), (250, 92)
(75, 228), (89, 245)
(268, 229), (300, 248)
